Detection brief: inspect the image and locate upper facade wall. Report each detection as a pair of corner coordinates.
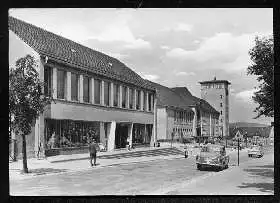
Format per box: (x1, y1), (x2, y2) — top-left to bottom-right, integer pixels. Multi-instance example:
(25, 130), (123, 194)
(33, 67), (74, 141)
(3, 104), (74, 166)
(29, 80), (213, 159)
(49, 100), (154, 124)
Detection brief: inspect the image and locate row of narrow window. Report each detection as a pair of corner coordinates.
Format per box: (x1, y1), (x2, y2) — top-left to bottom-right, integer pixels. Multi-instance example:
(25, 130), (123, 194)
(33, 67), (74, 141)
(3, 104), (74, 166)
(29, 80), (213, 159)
(44, 67), (153, 111)
(173, 128), (193, 134)
(174, 111), (193, 123)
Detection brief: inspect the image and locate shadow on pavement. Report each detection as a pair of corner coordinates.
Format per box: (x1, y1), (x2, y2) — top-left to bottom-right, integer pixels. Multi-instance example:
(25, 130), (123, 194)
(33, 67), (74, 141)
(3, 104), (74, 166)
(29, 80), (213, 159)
(238, 164), (274, 193)
(52, 148), (184, 163)
(29, 168), (68, 176)
(238, 182), (274, 193)
(243, 168), (274, 179)
(248, 164), (274, 169)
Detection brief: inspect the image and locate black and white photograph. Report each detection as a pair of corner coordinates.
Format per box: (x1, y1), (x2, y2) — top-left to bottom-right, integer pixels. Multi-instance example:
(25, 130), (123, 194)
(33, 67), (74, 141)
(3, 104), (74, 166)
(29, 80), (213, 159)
(9, 8), (274, 195)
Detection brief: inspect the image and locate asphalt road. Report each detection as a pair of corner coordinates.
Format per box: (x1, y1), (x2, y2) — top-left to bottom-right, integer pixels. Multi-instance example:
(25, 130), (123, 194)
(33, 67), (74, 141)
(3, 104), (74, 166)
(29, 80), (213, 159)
(163, 146), (274, 195)
(10, 146), (273, 195)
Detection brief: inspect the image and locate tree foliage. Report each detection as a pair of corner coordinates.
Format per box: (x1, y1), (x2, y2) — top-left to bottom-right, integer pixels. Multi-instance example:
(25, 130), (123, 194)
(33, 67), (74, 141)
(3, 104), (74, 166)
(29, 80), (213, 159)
(247, 35), (274, 118)
(9, 54), (52, 172)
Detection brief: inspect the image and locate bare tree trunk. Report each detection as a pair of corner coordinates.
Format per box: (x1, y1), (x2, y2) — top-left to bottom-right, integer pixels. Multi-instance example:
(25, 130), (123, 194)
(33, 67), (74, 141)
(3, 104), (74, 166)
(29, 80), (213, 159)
(21, 134), (28, 173)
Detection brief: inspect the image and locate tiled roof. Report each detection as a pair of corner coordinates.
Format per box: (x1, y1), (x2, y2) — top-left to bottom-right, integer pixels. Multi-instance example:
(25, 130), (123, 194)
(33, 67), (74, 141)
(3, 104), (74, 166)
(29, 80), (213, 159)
(9, 16), (155, 91)
(171, 87), (219, 114)
(146, 81), (192, 111)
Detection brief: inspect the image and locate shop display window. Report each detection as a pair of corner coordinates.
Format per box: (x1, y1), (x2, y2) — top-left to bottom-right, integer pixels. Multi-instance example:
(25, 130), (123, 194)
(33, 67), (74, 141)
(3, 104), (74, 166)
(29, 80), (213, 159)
(45, 119), (100, 149)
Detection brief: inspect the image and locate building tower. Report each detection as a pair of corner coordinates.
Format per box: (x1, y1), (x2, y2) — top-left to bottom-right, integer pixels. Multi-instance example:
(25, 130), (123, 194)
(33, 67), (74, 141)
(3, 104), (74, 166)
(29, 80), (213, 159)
(199, 77), (231, 139)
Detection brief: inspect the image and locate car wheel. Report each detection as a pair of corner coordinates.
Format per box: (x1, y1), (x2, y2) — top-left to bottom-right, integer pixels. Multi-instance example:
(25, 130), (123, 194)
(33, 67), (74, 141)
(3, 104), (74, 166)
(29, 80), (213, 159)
(197, 164), (202, 170)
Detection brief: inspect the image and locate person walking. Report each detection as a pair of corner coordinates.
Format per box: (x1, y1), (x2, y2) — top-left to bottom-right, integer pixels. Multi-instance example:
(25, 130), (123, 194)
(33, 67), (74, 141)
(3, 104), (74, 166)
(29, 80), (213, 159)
(184, 145), (188, 158)
(89, 139), (98, 167)
(37, 142), (42, 159)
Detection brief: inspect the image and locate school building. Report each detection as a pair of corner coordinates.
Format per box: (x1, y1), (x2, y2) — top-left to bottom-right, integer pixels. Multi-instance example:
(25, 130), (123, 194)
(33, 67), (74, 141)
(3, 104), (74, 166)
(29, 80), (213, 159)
(9, 16), (156, 158)
(147, 81), (220, 143)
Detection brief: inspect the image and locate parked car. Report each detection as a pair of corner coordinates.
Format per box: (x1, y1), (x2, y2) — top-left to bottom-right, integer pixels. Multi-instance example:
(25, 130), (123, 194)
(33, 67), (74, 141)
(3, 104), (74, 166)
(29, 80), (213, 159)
(248, 145), (264, 158)
(196, 144), (229, 171)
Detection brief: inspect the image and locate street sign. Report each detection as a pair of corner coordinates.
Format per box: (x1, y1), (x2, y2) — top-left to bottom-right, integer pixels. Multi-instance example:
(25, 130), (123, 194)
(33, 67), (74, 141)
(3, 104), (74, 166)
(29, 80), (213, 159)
(235, 130), (243, 139)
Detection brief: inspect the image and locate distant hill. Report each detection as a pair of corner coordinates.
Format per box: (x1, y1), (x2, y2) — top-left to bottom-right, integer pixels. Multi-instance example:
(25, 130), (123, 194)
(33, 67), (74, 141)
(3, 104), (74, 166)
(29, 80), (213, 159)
(229, 122), (271, 138)
(230, 122), (269, 128)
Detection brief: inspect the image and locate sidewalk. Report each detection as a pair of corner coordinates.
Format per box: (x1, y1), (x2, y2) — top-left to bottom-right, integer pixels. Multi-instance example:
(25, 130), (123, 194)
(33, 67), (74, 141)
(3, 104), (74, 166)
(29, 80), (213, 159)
(9, 146), (185, 181)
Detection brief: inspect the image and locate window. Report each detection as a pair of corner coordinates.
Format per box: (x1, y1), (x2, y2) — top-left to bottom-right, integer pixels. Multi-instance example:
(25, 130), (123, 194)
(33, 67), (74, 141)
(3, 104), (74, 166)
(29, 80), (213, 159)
(113, 83), (119, 107)
(143, 92), (147, 111)
(220, 95), (223, 99)
(71, 73), (79, 101)
(57, 69), (66, 99)
(148, 93), (152, 111)
(136, 90), (141, 110)
(104, 81), (110, 106)
(220, 118), (223, 123)
(94, 79), (101, 104)
(44, 67), (52, 96)
(122, 86), (127, 108)
(45, 119), (100, 149)
(129, 88), (134, 109)
(220, 111), (223, 115)
(83, 76), (90, 103)
(220, 103), (223, 107)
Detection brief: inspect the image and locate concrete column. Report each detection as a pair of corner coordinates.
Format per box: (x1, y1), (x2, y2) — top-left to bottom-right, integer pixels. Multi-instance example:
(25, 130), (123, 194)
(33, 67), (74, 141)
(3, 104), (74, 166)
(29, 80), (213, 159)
(52, 67), (57, 99)
(200, 110), (203, 138)
(210, 113), (212, 137)
(119, 84), (122, 108)
(133, 89), (137, 109)
(100, 122), (106, 146)
(101, 80), (104, 105)
(66, 71), (71, 101)
(151, 94), (154, 112)
(154, 97), (157, 144)
(107, 121), (116, 151)
(140, 90), (144, 111)
(90, 78), (94, 104)
(191, 107), (197, 138)
(110, 82), (114, 107)
(128, 123), (133, 147)
(126, 87), (130, 108)
(34, 114), (45, 157)
(79, 75), (83, 103)
(146, 92), (149, 111)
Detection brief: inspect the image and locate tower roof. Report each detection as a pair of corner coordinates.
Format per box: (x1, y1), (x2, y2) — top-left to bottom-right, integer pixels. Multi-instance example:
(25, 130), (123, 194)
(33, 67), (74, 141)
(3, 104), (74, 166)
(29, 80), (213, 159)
(199, 79), (231, 85)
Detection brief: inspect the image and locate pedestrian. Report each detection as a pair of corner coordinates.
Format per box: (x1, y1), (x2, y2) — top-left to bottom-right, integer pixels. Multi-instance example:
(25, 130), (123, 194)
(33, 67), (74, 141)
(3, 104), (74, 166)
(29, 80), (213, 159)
(89, 139), (98, 166)
(126, 137), (131, 151)
(184, 146), (188, 158)
(37, 142), (42, 159)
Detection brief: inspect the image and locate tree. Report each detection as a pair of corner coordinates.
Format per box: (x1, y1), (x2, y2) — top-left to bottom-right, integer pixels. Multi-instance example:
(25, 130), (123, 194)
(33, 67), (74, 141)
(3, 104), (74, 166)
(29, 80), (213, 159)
(247, 35), (274, 118)
(9, 55), (52, 173)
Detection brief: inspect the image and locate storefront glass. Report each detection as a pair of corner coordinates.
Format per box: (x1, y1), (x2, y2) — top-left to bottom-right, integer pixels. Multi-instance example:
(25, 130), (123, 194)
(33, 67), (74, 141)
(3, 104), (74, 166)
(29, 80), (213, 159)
(45, 119), (100, 149)
(132, 124), (152, 145)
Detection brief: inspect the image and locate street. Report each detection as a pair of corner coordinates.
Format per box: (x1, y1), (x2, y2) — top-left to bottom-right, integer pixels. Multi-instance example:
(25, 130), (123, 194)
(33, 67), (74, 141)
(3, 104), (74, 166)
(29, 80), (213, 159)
(10, 146), (274, 195)
(161, 146), (274, 195)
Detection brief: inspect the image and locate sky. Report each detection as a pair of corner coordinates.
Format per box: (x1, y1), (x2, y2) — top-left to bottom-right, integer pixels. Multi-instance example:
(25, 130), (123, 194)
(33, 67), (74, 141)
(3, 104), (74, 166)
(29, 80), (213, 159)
(9, 8), (273, 125)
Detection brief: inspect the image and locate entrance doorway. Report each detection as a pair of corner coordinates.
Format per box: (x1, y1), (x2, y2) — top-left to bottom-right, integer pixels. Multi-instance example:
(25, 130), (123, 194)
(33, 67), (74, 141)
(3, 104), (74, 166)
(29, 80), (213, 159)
(115, 123), (129, 149)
